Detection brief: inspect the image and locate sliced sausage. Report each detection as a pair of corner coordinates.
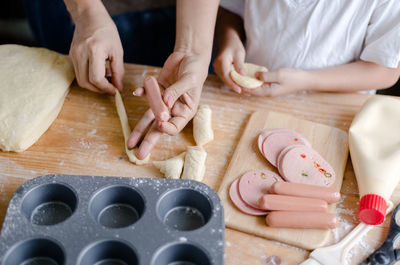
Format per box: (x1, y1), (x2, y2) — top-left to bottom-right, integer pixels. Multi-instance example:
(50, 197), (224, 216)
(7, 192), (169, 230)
(278, 145), (336, 187)
(238, 169), (283, 209)
(262, 131), (310, 167)
(229, 178), (267, 216)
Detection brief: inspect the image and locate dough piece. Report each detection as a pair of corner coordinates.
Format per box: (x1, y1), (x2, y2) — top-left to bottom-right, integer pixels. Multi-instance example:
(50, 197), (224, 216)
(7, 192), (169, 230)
(238, 169), (283, 209)
(181, 146), (207, 181)
(153, 152), (186, 179)
(115, 90), (150, 165)
(0, 45), (75, 152)
(193, 104), (214, 146)
(229, 178), (267, 216)
(230, 63), (268, 89)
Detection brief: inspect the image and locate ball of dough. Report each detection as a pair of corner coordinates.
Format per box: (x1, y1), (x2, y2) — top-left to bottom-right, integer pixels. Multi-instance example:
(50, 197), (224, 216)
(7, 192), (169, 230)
(230, 63), (268, 89)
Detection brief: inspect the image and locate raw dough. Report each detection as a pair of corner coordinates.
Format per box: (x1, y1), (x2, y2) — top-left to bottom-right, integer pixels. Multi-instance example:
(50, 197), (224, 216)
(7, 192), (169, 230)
(193, 104), (214, 146)
(181, 146), (207, 181)
(115, 90), (149, 165)
(153, 152), (186, 179)
(230, 63), (268, 89)
(0, 44), (75, 152)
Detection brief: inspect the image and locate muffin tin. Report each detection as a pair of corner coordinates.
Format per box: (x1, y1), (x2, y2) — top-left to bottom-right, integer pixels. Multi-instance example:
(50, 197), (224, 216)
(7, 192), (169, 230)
(0, 174), (224, 265)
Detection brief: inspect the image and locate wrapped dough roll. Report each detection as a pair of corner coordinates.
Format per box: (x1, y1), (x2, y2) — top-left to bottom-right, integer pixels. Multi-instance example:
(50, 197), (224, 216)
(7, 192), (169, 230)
(181, 146), (207, 181)
(193, 104), (214, 146)
(153, 152), (186, 179)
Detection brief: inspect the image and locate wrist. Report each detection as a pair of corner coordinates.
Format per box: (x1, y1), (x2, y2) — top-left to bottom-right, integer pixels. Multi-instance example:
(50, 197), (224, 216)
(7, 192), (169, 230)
(65, 0), (108, 24)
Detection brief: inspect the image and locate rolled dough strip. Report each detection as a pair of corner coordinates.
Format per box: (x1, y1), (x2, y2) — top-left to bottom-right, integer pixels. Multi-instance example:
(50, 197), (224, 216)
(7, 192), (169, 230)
(238, 169), (283, 209)
(193, 104), (214, 146)
(0, 45), (75, 152)
(262, 131), (310, 167)
(258, 194), (328, 212)
(115, 90), (150, 165)
(181, 146), (207, 181)
(153, 152), (186, 179)
(266, 211), (338, 229)
(230, 63), (268, 89)
(229, 178), (267, 216)
(270, 182), (341, 204)
(279, 145), (335, 187)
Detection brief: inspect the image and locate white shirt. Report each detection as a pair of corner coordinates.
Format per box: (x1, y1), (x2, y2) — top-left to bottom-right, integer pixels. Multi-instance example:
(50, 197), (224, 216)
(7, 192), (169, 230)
(220, 0), (400, 72)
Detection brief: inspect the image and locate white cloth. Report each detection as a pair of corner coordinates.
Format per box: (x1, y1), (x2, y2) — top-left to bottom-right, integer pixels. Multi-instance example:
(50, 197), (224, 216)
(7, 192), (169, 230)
(220, 0), (400, 71)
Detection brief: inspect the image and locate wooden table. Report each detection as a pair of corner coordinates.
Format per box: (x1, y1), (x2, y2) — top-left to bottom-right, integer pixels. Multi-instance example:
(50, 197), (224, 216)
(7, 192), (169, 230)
(1, 63), (398, 265)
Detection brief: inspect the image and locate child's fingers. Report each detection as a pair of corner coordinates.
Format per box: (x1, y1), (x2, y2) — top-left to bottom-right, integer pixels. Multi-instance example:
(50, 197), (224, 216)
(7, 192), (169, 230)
(256, 71), (281, 83)
(233, 53), (246, 75)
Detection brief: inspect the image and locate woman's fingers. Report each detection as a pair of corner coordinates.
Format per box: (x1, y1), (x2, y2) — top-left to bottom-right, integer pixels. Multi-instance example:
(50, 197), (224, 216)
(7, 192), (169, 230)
(144, 76), (170, 121)
(127, 109), (155, 149)
(88, 50), (117, 95)
(135, 123), (162, 160)
(110, 52), (125, 91)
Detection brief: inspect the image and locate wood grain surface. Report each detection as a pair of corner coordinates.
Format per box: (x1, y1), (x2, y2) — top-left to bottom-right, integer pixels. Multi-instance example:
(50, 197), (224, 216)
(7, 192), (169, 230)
(1, 63), (398, 265)
(218, 111), (348, 250)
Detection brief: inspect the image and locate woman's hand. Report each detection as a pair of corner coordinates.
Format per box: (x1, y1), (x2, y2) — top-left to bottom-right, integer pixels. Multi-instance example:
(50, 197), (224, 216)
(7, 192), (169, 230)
(68, 3), (124, 94)
(127, 51), (209, 159)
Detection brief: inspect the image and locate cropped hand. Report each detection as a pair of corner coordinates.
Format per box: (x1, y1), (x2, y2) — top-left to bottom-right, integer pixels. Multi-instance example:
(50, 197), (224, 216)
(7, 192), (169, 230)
(213, 39), (248, 95)
(243, 68), (310, 97)
(127, 51), (209, 159)
(69, 7), (124, 94)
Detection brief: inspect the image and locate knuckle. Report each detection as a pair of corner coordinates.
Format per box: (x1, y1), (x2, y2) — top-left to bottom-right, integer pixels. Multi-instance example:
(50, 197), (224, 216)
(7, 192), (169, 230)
(88, 75), (102, 85)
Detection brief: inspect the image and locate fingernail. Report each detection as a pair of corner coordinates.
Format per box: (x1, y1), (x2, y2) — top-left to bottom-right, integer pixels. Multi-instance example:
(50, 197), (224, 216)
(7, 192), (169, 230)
(160, 111), (170, 121)
(137, 142), (150, 159)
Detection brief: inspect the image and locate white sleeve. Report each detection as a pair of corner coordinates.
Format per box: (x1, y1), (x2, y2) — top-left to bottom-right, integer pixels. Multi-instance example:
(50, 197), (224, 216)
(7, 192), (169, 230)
(360, 0), (400, 68)
(220, 0), (244, 18)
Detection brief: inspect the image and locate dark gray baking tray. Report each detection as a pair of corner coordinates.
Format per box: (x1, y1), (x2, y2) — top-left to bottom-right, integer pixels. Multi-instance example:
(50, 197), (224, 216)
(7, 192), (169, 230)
(0, 174), (224, 265)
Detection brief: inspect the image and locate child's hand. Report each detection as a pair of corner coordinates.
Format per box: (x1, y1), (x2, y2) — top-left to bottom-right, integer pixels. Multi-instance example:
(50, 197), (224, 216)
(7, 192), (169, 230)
(243, 68), (310, 97)
(213, 42), (249, 95)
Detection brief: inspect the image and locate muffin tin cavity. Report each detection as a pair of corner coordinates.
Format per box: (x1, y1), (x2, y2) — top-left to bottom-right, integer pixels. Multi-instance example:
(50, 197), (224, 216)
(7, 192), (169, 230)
(0, 175), (224, 265)
(2, 238), (64, 265)
(89, 186), (144, 229)
(21, 183), (77, 226)
(157, 189), (212, 231)
(78, 240), (138, 265)
(152, 243), (211, 265)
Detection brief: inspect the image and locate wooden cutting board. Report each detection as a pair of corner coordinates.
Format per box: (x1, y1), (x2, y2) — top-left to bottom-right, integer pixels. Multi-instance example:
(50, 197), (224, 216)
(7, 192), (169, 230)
(217, 110), (349, 250)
